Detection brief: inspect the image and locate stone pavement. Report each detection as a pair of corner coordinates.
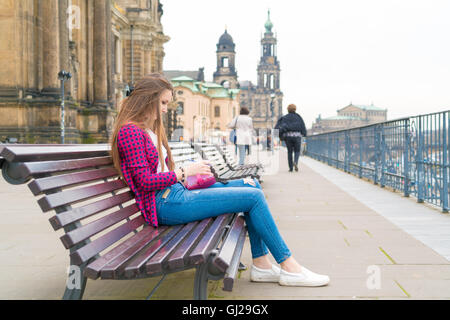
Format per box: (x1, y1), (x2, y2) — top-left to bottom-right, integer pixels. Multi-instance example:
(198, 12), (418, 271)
(1, 148), (450, 299)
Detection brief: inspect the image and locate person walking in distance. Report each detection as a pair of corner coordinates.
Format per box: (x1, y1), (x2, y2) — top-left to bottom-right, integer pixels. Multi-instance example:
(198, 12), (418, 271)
(275, 104), (307, 172)
(227, 107), (253, 165)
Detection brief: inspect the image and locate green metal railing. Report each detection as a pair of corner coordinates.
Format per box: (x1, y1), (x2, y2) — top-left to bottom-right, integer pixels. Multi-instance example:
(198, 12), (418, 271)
(306, 110), (450, 212)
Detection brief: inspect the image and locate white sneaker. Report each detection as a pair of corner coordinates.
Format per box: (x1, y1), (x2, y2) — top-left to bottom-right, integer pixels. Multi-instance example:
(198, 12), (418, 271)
(250, 264), (281, 283)
(279, 266), (330, 287)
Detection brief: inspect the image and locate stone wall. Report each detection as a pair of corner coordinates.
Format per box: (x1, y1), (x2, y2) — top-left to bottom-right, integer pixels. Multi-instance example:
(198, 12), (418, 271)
(0, 0), (168, 144)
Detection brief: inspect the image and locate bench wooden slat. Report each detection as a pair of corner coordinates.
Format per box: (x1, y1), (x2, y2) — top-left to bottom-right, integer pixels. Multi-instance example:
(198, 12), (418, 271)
(21, 156), (112, 176)
(145, 221), (198, 275)
(84, 225), (168, 279)
(213, 215), (246, 273)
(49, 191), (134, 230)
(60, 204), (140, 249)
(171, 149), (196, 156)
(166, 218), (212, 270)
(173, 155), (197, 163)
(37, 179), (127, 212)
(223, 227), (246, 292)
(0, 145), (110, 162)
(122, 225), (183, 279)
(99, 226), (169, 279)
(70, 215), (145, 266)
(168, 142), (192, 149)
(29, 167), (118, 196)
(124, 225), (182, 279)
(188, 214), (231, 265)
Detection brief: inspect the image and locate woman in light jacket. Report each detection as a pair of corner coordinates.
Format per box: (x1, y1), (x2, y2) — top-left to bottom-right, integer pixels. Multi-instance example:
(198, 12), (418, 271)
(228, 107), (253, 165)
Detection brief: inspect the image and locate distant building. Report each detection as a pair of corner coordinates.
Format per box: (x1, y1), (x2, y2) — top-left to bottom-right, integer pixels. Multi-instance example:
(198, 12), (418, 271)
(213, 30), (239, 89)
(238, 10), (283, 131)
(168, 76), (240, 142)
(310, 103), (388, 134)
(164, 68), (205, 82)
(164, 29), (243, 141)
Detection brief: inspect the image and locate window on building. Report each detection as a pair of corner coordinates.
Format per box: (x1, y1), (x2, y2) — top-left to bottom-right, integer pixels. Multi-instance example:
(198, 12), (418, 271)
(176, 102), (184, 115)
(222, 57), (229, 68)
(269, 74), (274, 89)
(113, 35), (121, 74)
(215, 106), (220, 117)
(264, 74), (268, 88)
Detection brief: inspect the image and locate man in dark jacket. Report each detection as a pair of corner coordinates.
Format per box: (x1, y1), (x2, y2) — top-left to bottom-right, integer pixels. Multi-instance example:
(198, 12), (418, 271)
(275, 104), (307, 172)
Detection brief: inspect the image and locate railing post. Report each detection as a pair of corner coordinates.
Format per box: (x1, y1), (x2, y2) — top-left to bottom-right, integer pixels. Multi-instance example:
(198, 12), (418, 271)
(374, 125), (379, 185)
(345, 131), (350, 173)
(442, 112), (449, 212)
(328, 135), (332, 166)
(336, 134), (340, 169)
(403, 119), (411, 197)
(359, 128), (363, 178)
(380, 125), (386, 188)
(417, 116), (425, 203)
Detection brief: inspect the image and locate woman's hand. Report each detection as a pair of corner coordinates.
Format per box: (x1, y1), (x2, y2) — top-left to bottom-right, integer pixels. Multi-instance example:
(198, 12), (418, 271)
(185, 160), (212, 177)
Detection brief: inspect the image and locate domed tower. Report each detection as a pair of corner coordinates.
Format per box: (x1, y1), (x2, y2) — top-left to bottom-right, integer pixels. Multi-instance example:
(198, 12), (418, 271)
(213, 29), (238, 88)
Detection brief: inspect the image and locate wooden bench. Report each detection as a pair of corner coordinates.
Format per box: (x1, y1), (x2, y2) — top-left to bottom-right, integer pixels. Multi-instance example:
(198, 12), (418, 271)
(0, 142), (247, 300)
(193, 143), (261, 181)
(215, 144), (264, 172)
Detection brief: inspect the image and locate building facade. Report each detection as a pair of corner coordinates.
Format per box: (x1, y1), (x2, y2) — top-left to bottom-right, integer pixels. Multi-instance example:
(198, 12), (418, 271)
(169, 76), (240, 142)
(0, 0), (169, 144)
(310, 103), (388, 134)
(238, 10), (283, 131)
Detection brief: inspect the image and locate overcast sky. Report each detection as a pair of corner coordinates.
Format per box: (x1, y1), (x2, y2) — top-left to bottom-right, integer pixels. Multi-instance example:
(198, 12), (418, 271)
(161, 0), (450, 128)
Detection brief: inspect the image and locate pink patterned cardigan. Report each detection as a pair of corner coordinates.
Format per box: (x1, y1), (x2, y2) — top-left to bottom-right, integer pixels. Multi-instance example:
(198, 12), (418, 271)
(117, 123), (177, 227)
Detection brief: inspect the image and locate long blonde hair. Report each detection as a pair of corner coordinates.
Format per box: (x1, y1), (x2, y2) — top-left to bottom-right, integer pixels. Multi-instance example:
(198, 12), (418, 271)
(110, 73), (175, 178)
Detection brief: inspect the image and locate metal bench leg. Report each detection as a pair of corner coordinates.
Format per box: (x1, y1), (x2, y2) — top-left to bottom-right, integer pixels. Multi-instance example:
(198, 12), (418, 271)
(193, 263), (209, 300)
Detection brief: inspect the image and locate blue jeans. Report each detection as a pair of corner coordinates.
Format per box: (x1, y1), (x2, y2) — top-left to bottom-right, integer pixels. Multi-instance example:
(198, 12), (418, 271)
(155, 179), (292, 264)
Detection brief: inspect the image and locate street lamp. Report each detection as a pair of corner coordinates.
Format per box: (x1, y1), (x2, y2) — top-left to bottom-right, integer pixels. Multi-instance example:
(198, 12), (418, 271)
(58, 70), (72, 144)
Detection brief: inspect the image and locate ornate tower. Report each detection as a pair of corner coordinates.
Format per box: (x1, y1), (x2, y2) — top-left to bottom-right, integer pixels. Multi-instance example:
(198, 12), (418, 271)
(257, 10), (280, 91)
(255, 10), (283, 126)
(213, 29), (238, 88)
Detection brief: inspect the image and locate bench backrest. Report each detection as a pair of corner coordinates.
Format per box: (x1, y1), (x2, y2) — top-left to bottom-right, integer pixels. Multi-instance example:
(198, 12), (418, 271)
(194, 143), (231, 175)
(0, 142), (199, 266)
(217, 145), (239, 167)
